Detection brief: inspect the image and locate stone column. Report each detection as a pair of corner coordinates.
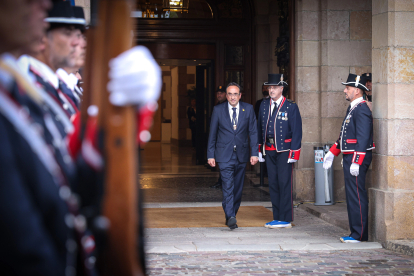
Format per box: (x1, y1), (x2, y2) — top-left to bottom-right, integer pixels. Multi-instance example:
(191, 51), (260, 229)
(369, 0), (414, 242)
(295, 0), (321, 200)
(75, 0), (91, 23)
(294, 0), (372, 201)
(255, 0), (270, 100)
(320, 0), (372, 201)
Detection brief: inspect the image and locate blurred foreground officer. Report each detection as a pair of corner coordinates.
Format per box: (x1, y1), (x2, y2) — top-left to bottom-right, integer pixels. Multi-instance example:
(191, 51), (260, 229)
(0, 0), (161, 275)
(257, 74), (302, 229)
(19, 1), (84, 119)
(323, 74), (375, 243)
(207, 82), (258, 229)
(0, 1), (82, 275)
(57, 6), (87, 108)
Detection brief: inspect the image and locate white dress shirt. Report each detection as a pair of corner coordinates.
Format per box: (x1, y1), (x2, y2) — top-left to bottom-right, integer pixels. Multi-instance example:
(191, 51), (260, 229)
(350, 96), (364, 110)
(271, 96), (283, 115)
(228, 102), (240, 125)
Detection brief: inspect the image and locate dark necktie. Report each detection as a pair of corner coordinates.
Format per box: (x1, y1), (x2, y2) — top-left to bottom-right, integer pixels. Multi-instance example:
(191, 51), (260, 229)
(272, 102), (277, 116)
(346, 105), (351, 114)
(232, 107), (237, 126)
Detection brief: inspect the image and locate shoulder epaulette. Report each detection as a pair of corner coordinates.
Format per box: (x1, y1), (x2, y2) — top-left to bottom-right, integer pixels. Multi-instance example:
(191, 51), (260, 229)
(287, 99), (296, 104)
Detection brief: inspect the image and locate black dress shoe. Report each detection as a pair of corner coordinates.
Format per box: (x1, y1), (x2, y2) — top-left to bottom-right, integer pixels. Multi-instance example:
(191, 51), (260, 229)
(210, 182), (222, 189)
(226, 216), (237, 229)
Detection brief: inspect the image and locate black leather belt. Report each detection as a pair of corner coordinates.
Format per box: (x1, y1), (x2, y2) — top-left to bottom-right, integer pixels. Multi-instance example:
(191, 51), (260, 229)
(266, 137), (275, 144)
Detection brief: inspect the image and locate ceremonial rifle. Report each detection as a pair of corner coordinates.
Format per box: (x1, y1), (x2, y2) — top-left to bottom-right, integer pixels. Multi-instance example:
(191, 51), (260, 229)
(82, 0), (144, 275)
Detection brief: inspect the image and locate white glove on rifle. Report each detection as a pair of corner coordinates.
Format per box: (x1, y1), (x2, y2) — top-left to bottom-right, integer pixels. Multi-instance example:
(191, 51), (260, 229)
(107, 46), (162, 107)
(287, 158), (297, 163)
(323, 151), (334, 169)
(350, 163), (360, 176)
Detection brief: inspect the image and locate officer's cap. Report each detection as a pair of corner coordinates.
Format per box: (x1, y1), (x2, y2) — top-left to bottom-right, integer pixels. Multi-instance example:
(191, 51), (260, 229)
(342, 74), (370, 92)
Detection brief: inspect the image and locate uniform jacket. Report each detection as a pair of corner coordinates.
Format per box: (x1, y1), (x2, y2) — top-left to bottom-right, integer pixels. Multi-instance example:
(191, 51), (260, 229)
(207, 101), (258, 163)
(330, 99), (375, 165)
(23, 56), (78, 118)
(0, 56), (97, 276)
(257, 96), (302, 160)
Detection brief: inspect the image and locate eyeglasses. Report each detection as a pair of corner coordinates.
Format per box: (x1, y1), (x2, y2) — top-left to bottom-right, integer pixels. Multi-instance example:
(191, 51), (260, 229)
(227, 93), (240, 98)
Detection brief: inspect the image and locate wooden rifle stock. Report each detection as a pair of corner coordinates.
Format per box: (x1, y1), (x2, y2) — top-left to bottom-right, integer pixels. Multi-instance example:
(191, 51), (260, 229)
(82, 0), (144, 275)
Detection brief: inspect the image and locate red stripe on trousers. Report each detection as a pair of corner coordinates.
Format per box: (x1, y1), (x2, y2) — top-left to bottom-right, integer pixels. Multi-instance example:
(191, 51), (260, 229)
(356, 177), (363, 241)
(291, 165), (293, 221)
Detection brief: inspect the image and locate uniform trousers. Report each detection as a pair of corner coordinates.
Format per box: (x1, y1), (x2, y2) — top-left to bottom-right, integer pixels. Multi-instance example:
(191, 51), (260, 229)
(218, 151), (246, 219)
(265, 150), (294, 222)
(343, 151), (372, 241)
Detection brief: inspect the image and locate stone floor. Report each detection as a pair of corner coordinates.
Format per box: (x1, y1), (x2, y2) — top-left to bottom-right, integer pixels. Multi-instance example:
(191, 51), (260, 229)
(140, 142), (414, 275)
(147, 250), (414, 275)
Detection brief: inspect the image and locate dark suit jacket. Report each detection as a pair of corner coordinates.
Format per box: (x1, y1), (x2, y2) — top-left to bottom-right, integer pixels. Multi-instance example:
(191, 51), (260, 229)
(207, 101), (258, 163)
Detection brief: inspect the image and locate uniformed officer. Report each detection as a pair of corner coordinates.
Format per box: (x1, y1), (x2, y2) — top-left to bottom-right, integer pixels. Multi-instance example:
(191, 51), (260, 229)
(19, 1), (84, 119)
(361, 73), (372, 111)
(57, 6), (87, 108)
(361, 73), (372, 102)
(0, 1), (93, 274)
(257, 74), (302, 228)
(323, 73), (375, 243)
(0, 0), (161, 274)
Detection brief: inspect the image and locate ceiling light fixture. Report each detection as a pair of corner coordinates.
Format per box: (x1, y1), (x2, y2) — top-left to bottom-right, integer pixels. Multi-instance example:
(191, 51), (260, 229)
(162, 0), (189, 13)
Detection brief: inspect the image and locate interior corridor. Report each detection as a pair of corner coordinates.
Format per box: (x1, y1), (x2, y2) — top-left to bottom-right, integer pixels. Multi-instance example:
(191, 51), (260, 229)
(139, 142), (271, 203)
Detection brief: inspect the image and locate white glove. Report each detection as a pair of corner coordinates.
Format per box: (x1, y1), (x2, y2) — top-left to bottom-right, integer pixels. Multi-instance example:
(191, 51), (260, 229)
(323, 151), (334, 169)
(258, 152), (265, 163)
(287, 158), (297, 163)
(107, 46), (162, 107)
(350, 163), (360, 176)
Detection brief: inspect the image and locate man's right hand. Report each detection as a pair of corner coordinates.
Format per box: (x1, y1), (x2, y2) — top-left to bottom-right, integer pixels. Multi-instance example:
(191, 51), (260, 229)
(208, 158), (216, 167)
(323, 151), (335, 169)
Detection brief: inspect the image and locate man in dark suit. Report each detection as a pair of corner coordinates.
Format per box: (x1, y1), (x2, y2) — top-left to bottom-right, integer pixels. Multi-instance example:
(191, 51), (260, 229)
(257, 74), (302, 229)
(323, 73), (374, 243)
(207, 82), (259, 229)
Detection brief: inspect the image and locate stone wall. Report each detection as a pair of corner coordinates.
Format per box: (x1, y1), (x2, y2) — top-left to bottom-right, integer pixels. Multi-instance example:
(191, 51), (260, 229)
(369, 0), (414, 242)
(295, 0), (372, 201)
(254, 0), (280, 100)
(75, 0), (91, 23)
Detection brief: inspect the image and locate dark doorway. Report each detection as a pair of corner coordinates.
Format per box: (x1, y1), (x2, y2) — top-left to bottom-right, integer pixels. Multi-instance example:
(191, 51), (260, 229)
(195, 63), (214, 165)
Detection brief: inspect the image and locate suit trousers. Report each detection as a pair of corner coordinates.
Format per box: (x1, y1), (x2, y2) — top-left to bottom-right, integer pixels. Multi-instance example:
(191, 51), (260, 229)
(343, 151), (372, 241)
(218, 151), (247, 219)
(265, 150), (294, 222)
